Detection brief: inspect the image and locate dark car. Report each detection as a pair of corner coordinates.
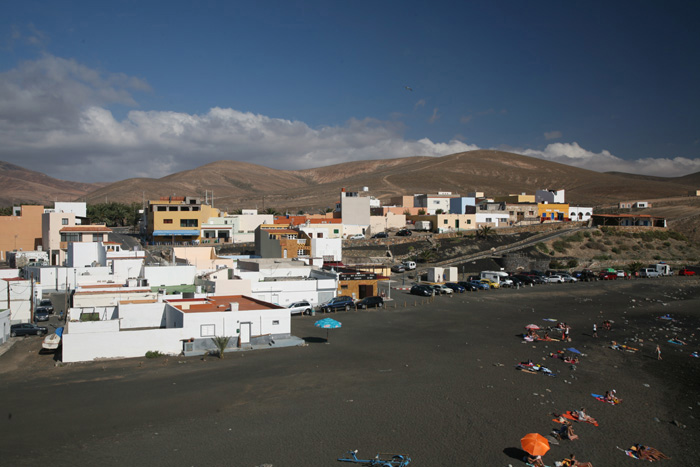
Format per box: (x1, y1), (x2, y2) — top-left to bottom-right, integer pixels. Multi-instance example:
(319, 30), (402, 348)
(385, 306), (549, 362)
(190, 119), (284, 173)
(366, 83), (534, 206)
(396, 229), (412, 237)
(509, 276), (524, 287)
(573, 270), (598, 281)
(11, 323), (48, 337)
(445, 283), (465, 293)
(524, 274), (546, 284)
(34, 307), (50, 322)
(391, 264), (406, 273)
(321, 295), (355, 313)
(513, 274), (535, 285)
(410, 284), (433, 296)
(39, 299), (54, 313)
(356, 296), (384, 309)
(371, 232), (389, 239)
(457, 281), (478, 292)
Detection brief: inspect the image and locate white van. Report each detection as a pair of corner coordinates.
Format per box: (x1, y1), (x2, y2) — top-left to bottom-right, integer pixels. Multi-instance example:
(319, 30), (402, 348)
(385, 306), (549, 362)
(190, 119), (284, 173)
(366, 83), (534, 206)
(640, 268), (660, 278)
(403, 261), (416, 270)
(654, 263), (672, 276)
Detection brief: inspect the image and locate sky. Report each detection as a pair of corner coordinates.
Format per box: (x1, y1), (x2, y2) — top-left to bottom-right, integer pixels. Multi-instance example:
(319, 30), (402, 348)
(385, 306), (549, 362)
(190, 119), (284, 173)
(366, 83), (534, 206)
(1, 0), (700, 183)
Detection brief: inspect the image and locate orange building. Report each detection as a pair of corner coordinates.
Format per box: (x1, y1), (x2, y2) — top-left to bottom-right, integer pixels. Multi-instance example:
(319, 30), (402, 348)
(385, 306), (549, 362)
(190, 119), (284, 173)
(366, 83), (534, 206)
(0, 205), (44, 261)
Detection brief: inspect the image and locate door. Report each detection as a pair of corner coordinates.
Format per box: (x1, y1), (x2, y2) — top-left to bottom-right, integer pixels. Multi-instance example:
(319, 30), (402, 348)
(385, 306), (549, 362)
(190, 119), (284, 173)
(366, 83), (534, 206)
(240, 322), (252, 344)
(455, 219), (459, 230)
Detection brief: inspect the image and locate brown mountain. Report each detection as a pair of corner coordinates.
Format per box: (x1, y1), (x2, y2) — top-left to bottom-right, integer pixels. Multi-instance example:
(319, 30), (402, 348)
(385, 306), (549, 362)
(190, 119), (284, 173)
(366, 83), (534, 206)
(0, 161), (103, 207)
(83, 150), (696, 212)
(2, 150), (697, 211)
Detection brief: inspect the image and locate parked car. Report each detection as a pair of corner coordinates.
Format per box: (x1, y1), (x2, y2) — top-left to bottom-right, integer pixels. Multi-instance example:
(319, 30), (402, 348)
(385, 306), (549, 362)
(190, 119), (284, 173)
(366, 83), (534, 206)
(431, 284), (453, 294)
(321, 295), (355, 312)
(371, 232), (388, 239)
(560, 274), (578, 283)
(458, 281), (478, 291)
(509, 276), (524, 287)
(391, 264), (406, 273)
(396, 229), (412, 237)
(615, 270), (629, 279)
(356, 296), (384, 309)
(410, 284), (433, 296)
(573, 270), (598, 282)
(546, 275), (564, 283)
(39, 299), (54, 313)
(678, 268), (696, 276)
(480, 278), (500, 289)
(513, 274), (536, 285)
(527, 274), (547, 284)
(348, 234), (365, 240)
(10, 323), (48, 337)
(287, 300), (313, 315)
(469, 280), (490, 290)
(444, 283), (465, 293)
(640, 268), (660, 278)
(402, 261), (417, 270)
(34, 307), (50, 322)
(599, 272), (617, 280)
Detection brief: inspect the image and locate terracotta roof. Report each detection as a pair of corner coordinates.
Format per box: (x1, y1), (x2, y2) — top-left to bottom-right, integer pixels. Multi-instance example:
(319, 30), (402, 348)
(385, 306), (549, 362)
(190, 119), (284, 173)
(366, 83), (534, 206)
(309, 218), (342, 224)
(60, 226), (112, 233)
(166, 295), (284, 313)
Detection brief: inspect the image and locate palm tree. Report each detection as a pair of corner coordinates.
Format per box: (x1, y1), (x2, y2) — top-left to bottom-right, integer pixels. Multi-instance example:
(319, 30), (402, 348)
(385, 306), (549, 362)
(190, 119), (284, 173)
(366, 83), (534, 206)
(418, 249), (436, 263)
(477, 225), (493, 240)
(211, 336), (232, 359)
(262, 207), (280, 215)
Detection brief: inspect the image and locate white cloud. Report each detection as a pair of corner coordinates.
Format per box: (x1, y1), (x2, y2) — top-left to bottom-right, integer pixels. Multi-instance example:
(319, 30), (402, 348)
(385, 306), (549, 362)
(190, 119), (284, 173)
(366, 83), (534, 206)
(0, 55), (698, 182)
(428, 107), (440, 124)
(414, 99), (426, 110)
(519, 142), (700, 177)
(544, 130), (562, 140)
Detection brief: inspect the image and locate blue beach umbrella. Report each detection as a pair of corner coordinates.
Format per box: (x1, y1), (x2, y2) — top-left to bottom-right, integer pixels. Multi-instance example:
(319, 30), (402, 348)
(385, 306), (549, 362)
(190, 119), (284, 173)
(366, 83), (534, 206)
(314, 318), (342, 342)
(567, 347), (582, 354)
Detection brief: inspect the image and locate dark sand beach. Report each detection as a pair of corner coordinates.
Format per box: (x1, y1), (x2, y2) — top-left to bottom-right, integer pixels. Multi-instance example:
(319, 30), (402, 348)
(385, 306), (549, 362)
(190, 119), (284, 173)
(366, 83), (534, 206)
(1, 277), (699, 466)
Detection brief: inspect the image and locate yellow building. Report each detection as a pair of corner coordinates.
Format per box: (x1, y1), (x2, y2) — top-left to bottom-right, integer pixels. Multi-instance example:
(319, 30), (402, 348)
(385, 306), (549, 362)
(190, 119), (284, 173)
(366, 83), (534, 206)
(493, 193), (536, 204)
(538, 203), (570, 221)
(147, 196), (220, 244)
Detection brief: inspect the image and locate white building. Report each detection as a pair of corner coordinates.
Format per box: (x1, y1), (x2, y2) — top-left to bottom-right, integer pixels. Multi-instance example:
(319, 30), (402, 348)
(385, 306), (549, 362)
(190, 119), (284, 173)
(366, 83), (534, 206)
(568, 207), (594, 222)
(536, 189), (566, 204)
(338, 188), (370, 234)
(61, 295), (294, 363)
(1, 277), (41, 323)
(414, 192), (457, 215)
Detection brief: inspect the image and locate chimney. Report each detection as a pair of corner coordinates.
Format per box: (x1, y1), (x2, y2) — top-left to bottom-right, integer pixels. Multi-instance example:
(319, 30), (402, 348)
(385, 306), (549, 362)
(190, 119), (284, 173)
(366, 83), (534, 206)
(229, 302), (239, 311)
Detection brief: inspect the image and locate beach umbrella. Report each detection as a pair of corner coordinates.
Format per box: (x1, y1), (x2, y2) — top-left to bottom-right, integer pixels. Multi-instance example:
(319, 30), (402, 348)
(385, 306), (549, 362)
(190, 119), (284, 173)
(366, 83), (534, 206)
(521, 433), (550, 457)
(567, 347), (582, 354)
(314, 318), (342, 342)
(525, 324), (540, 330)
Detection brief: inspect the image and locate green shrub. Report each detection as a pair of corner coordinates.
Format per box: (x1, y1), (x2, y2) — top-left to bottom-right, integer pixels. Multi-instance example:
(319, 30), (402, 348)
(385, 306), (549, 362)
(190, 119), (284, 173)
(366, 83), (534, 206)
(535, 243), (549, 253)
(593, 254), (611, 261)
(583, 231), (591, 238)
(653, 254), (662, 260)
(549, 260), (565, 269)
(145, 351), (165, 358)
(79, 312), (99, 322)
(611, 247), (620, 254)
(567, 259), (579, 268)
(552, 240), (569, 253)
(592, 230), (602, 237)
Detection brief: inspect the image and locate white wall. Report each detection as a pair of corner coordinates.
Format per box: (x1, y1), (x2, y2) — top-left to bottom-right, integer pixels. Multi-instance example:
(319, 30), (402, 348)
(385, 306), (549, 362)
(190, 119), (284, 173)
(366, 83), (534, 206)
(25, 266), (114, 291)
(0, 309), (11, 344)
(112, 258), (145, 281)
(67, 242), (107, 267)
(62, 327), (185, 362)
(73, 290), (158, 308)
(118, 302), (167, 329)
(311, 238), (342, 261)
(144, 265), (196, 286)
(234, 308), (290, 337)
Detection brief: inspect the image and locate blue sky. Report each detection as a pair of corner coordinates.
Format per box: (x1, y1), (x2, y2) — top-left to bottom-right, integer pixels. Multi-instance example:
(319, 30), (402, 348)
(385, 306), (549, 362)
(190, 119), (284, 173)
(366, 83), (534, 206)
(1, 0), (699, 182)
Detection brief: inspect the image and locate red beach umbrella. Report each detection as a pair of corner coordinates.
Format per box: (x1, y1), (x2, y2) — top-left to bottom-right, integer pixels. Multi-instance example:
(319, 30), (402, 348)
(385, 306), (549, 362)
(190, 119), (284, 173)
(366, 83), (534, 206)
(521, 433), (550, 457)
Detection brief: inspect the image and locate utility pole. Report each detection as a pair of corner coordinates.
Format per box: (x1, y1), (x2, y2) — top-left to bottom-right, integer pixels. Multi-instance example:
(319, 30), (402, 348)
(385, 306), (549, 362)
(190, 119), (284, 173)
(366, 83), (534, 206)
(30, 273), (34, 324)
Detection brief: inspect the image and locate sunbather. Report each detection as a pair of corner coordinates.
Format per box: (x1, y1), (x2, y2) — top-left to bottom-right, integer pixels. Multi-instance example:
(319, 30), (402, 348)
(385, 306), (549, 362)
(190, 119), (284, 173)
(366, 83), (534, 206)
(552, 421), (578, 441)
(604, 390), (621, 404)
(574, 408), (597, 424)
(560, 454), (593, 467)
(526, 454), (546, 467)
(635, 444), (669, 461)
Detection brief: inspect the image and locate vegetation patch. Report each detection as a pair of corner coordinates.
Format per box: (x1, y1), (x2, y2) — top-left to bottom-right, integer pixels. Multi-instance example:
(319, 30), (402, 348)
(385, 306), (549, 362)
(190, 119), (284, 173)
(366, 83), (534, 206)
(145, 351), (165, 358)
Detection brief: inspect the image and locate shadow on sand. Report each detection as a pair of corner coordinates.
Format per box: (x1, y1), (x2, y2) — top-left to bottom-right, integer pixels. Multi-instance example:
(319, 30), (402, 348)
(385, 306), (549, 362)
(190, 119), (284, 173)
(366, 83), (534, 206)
(303, 336), (329, 344)
(503, 446), (528, 462)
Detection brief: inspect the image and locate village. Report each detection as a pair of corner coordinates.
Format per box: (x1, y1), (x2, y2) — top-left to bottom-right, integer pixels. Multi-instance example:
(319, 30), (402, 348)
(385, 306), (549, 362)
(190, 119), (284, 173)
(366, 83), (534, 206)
(0, 185), (692, 364)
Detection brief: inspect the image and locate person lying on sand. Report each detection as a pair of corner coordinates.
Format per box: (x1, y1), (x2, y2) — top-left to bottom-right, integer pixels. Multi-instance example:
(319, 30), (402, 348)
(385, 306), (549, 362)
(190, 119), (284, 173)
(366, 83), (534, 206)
(559, 454), (593, 467)
(526, 454), (546, 467)
(574, 408), (597, 424)
(633, 444), (669, 461)
(563, 356), (579, 364)
(602, 320), (612, 331)
(552, 421), (578, 441)
(610, 341), (621, 350)
(604, 390), (621, 404)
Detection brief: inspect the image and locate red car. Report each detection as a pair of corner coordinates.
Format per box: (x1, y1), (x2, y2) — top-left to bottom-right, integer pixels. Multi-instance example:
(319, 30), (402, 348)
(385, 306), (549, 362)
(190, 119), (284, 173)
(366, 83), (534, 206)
(679, 268), (696, 276)
(600, 272), (617, 280)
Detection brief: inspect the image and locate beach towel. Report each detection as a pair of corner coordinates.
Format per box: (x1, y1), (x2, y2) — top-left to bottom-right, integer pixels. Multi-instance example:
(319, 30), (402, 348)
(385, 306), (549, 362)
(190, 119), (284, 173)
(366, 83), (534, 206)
(559, 411), (599, 426)
(691, 352), (699, 358)
(591, 393), (621, 405)
(668, 339), (686, 345)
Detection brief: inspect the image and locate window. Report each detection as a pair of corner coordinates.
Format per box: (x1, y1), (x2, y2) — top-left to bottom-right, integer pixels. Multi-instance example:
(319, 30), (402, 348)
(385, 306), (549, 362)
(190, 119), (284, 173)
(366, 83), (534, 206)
(192, 206), (200, 211)
(60, 233), (82, 242)
(485, 218), (492, 222)
(93, 235), (102, 242)
(297, 249), (305, 255)
(443, 219), (448, 224)
(272, 320), (280, 325)
(200, 324), (215, 337)
(317, 233), (323, 238)
(181, 206), (190, 211)
(157, 206), (166, 211)
(333, 229), (339, 234)
(467, 219), (471, 224)
(180, 219), (198, 227)
(61, 218), (69, 225)
(169, 206), (178, 211)
(163, 219), (173, 224)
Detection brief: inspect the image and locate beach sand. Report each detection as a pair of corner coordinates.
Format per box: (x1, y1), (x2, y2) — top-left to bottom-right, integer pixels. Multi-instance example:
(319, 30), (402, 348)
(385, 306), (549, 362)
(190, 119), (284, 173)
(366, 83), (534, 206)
(0, 277), (698, 466)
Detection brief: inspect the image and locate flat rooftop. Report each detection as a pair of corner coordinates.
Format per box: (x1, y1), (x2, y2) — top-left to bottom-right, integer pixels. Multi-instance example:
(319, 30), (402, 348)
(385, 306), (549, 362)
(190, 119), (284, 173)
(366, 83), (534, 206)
(166, 295), (284, 313)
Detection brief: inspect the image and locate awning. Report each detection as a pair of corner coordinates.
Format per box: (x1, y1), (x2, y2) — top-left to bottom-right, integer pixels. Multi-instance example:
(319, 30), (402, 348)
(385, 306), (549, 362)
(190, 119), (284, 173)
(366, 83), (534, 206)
(152, 230), (200, 236)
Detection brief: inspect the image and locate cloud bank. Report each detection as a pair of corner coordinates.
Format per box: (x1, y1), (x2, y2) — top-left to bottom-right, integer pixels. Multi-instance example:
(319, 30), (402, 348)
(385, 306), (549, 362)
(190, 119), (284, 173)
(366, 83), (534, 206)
(0, 54), (698, 182)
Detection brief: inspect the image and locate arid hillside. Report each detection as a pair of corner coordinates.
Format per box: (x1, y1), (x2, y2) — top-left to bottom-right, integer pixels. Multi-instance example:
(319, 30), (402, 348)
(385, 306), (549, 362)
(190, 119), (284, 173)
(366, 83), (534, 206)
(2, 151), (697, 212)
